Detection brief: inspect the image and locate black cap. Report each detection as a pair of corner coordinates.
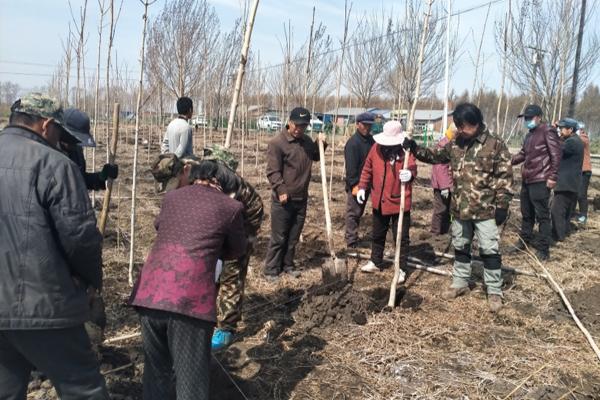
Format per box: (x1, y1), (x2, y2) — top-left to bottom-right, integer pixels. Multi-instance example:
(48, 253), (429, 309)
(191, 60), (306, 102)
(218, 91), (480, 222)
(518, 104), (543, 118)
(289, 107), (311, 125)
(356, 112), (376, 124)
(62, 108), (96, 147)
(557, 118), (579, 130)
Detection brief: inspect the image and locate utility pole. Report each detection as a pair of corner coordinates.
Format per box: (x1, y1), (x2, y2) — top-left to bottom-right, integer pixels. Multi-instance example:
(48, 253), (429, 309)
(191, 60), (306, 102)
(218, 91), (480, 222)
(568, 0), (586, 117)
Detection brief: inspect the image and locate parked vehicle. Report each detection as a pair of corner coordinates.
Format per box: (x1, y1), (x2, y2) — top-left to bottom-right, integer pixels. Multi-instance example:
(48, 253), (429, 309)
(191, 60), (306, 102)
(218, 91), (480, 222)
(257, 115), (282, 131)
(191, 115), (208, 128)
(307, 118), (323, 132)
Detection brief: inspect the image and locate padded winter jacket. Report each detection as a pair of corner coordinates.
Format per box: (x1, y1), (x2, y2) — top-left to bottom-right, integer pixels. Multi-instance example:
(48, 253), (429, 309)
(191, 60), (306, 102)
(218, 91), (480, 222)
(358, 144), (417, 215)
(511, 123), (562, 184)
(0, 126), (103, 329)
(430, 136), (453, 190)
(556, 134), (584, 193)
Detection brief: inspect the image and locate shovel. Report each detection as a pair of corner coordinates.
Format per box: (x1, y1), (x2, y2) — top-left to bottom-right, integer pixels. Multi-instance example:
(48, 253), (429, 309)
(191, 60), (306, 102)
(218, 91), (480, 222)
(318, 137), (348, 284)
(387, 148), (411, 308)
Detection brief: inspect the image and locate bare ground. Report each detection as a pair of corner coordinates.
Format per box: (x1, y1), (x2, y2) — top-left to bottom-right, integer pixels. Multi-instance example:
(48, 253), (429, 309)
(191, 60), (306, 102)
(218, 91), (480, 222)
(27, 126), (600, 399)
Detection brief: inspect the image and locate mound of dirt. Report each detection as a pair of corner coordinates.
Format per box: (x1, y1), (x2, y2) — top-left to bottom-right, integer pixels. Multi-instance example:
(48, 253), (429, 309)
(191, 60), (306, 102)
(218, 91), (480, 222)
(569, 284), (600, 335)
(292, 284), (377, 331)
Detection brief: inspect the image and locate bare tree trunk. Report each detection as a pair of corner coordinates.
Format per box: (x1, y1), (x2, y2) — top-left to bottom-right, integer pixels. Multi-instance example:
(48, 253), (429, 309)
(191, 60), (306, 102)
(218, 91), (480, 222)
(92, 2), (107, 205)
(303, 6), (316, 106)
(70, 0), (88, 108)
(407, 0), (433, 134)
(62, 24), (74, 108)
(471, 2), (491, 106)
(98, 103), (120, 235)
(106, 0), (123, 163)
(496, 0), (510, 134)
(129, 0), (154, 286)
(568, 0), (586, 117)
(224, 0), (260, 149)
(442, 0), (452, 133)
(330, 0), (351, 200)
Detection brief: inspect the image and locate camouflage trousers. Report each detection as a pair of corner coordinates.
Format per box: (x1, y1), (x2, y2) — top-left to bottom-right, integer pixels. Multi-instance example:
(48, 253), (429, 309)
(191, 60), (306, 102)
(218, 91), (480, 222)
(450, 218), (503, 296)
(217, 239), (255, 331)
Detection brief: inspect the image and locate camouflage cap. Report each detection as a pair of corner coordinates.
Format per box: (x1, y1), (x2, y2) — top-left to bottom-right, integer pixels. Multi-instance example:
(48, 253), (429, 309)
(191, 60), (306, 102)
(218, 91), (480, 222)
(203, 145), (238, 172)
(11, 93), (64, 121)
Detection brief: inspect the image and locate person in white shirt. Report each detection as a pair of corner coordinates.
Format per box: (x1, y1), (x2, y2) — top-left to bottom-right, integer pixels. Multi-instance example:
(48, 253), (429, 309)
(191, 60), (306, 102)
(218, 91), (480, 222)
(161, 97), (194, 158)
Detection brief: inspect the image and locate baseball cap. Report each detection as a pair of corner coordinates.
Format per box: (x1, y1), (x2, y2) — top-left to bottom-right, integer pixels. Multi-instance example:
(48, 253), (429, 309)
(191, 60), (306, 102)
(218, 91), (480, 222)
(203, 145), (238, 172)
(356, 112), (376, 124)
(62, 108), (96, 147)
(557, 118), (579, 130)
(518, 104), (543, 118)
(289, 107), (311, 125)
(11, 93), (81, 145)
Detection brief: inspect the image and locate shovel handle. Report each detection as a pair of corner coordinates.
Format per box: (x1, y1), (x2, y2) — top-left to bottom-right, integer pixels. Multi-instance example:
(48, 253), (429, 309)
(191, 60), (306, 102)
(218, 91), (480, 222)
(388, 148), (411, 308)
(318, 139), (336, 259)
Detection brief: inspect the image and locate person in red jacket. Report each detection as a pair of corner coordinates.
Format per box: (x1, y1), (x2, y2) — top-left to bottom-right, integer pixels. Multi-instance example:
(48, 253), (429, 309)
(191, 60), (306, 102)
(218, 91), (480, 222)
(356, 120), (417, 282)
(430, 124), (456, 234)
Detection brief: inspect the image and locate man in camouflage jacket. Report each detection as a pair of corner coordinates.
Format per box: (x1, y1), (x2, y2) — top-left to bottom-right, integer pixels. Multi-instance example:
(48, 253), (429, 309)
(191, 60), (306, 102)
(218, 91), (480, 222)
(203, 145), (264, 350)
(404, 103), (513, 313)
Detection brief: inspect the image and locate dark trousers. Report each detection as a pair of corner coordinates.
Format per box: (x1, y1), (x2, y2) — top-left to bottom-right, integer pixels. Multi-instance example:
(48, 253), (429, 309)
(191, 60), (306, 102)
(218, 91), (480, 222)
(519, 182), (551, 251)
(264, 199), (307, 275)
(345, 190), (368, 246)
(551, 191), (578, 241)
(371, 209), (410, 267)
(431, 189), (451, 235)
(138, 308), (214, 400)
(0, 326), (108, 400)
(575, 171), (592, 218)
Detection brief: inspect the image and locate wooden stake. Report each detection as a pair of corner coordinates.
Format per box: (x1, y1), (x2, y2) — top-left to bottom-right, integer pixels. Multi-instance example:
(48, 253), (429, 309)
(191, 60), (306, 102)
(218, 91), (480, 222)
(98, 102), (120, 236)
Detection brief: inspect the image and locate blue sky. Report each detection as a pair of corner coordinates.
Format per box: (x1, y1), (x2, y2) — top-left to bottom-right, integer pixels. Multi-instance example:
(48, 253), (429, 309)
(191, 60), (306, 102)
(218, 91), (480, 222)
(1, 0), (598, 97)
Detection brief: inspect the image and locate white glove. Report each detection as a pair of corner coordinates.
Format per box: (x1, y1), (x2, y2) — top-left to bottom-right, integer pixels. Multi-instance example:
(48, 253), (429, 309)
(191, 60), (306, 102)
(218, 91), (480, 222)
(399, 169), (412, 183)
(440, 189), (450, 199)
(215, 259), (223, 283)
(356, 189), (366, 204)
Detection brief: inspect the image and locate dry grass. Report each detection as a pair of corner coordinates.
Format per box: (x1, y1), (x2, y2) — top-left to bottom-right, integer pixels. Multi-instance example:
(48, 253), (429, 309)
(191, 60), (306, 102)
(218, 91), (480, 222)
(27, 124), (600, 399)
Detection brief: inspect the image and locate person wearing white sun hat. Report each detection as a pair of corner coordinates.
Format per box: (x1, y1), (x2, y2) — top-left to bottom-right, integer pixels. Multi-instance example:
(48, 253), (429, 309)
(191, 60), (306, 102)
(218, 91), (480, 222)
(356, 120), (417, 282)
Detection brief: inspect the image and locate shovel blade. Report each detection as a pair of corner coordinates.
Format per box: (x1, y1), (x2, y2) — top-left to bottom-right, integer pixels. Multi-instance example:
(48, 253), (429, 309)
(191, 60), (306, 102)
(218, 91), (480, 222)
(322, 257), (348, 285)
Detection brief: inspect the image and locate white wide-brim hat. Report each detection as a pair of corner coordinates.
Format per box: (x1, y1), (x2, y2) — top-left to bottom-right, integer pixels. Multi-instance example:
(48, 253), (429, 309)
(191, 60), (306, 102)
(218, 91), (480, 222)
(374, 120), (406, 146)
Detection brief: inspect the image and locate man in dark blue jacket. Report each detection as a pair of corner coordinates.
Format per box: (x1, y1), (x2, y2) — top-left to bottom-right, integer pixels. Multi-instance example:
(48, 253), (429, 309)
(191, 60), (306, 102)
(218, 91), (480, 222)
(344, 112), (376, 254)
(0, 93), (108, 399)
(551, 118), (584, 242)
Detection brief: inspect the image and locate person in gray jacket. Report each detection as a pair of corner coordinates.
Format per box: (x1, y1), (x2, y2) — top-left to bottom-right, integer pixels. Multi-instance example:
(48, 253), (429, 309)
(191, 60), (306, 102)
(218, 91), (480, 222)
(0, 93), (108, 399)
(551, 118), (584, 242)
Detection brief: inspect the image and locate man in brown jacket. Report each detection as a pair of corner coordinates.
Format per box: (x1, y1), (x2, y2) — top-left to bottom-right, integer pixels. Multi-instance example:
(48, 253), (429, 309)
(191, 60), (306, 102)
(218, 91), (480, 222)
(511, 104), (562, 260)
(264, 107), (325, 279)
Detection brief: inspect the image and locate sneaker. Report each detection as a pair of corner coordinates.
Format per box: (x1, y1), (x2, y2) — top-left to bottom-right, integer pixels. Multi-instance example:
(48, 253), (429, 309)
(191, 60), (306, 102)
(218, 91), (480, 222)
(488, 295), (503, 313)
(360, 261), (380, 273)
(346, 245), (359, 257)
(384, 249), (394, 258)
(211, 329), (233, 351)
(396, 269), (406, 284)
(578, 216), (587, 224)
(441, 286), (469, 300)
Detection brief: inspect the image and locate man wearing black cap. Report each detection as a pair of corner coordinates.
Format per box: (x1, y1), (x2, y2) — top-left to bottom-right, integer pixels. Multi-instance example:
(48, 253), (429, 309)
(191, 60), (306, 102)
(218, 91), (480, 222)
(264, 107), (326, 279)
(511, 104), (562, 260)
(0, 94), (108, 398)
(551, 118), (584, 242)
(344, 112), (376, 254)
(60, 108), (119, 191)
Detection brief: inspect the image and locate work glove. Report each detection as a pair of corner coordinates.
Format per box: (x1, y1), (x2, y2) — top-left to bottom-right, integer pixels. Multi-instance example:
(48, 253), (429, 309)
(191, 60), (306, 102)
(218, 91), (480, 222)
(494, 208), (509, 226)
(356, 189), (366, 204)
(399, 169), (412, 183)
(440, 189), (450, 199)
(402, 138), (417, 152)
(99, 163), (119, 181)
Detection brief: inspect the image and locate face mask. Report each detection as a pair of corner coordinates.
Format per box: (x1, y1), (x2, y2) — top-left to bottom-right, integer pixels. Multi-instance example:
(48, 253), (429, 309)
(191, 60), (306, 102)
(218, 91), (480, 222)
(524, 119), (538, 130)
